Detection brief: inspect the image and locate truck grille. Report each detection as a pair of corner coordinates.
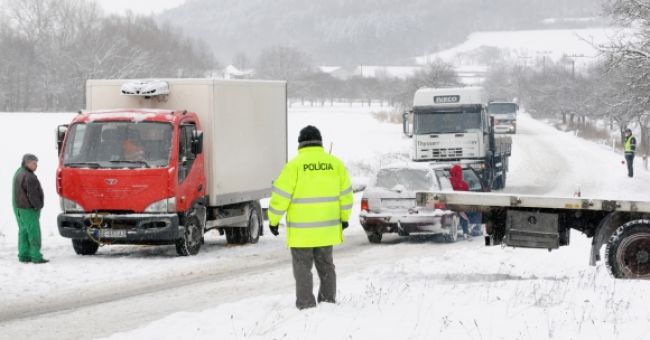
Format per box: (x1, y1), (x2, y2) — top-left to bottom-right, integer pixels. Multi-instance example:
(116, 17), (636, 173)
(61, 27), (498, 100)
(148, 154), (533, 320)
(431, 148), (463, 158)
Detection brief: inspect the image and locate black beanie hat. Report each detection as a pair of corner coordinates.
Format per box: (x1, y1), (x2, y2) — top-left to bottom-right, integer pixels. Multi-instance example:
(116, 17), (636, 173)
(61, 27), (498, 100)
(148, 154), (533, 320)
(298, 125), (323, 148)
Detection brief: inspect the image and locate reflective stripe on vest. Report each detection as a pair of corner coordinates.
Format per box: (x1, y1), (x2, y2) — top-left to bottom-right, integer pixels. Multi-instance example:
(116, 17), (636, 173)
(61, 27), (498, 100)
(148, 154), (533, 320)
(268, 206), (286, 216)
(287, 219), (341, 229)
(340, 186), (353, 196)
(292, 196), (340, 204)
(272, 186), (292, 199)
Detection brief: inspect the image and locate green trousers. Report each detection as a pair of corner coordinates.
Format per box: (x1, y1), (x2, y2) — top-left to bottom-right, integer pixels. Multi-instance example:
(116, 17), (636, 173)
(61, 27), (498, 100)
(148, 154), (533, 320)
(16, 208), (43, 262)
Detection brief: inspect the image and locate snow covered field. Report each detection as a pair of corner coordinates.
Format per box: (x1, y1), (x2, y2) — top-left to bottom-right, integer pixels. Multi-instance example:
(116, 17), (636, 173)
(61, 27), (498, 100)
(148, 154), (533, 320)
(416, 27), (627, 67)
(1, 105), (650, 340)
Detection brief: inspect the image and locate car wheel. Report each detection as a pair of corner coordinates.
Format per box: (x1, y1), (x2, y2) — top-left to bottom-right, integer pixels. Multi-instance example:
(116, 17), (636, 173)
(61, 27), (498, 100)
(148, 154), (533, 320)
(367, 233), (382, 244)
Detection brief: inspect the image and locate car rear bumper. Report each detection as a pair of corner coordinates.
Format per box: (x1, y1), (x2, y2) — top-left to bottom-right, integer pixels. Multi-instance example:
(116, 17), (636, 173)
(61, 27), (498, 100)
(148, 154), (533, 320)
(360, 213), (454, 235)
(58, 213), (181, 245)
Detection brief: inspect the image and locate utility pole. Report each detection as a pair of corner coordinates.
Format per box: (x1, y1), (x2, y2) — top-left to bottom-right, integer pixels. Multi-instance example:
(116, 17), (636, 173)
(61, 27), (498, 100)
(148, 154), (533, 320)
(565, 54), (587, 79)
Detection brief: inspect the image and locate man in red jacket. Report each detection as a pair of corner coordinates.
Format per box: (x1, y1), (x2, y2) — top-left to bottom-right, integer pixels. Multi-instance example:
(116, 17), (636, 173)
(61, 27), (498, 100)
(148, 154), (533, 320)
(449, 164), (469, 191)
(449, 164), (474, 240)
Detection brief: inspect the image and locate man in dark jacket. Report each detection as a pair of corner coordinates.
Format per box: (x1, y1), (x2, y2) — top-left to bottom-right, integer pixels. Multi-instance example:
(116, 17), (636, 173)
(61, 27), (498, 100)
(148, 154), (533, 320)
(13, 154), (48, 264)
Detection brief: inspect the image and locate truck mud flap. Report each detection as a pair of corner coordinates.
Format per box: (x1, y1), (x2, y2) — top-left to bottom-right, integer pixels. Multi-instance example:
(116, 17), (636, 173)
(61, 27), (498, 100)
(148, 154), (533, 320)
(504, 210), (559, 249)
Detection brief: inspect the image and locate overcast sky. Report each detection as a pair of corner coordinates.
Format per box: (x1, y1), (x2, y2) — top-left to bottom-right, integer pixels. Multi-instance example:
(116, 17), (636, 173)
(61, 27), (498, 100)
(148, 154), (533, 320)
(93, 0), (186, 15)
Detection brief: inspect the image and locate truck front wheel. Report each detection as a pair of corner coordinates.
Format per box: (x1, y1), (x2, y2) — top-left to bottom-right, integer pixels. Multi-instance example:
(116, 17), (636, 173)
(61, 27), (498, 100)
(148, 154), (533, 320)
(72, 239), (99, 255)
(175, 216), (203, 256)
(606, 221), (650, 279)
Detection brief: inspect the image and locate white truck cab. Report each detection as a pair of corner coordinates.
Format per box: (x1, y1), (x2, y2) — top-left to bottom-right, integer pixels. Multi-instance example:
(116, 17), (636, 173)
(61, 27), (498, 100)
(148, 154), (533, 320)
(403, 87), (511, 190)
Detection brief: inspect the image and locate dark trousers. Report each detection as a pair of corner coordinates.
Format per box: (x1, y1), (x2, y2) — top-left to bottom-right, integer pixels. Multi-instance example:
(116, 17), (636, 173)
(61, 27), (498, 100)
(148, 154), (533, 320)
(460, 212), (482, 235)
(290, 246), (336, 309)
(626, 153), (635, 177)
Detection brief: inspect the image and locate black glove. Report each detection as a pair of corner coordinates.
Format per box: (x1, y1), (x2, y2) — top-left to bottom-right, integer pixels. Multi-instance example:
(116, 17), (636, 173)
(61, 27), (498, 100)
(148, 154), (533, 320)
(342, 221), (349, 230)
(269, 224), (279, 236)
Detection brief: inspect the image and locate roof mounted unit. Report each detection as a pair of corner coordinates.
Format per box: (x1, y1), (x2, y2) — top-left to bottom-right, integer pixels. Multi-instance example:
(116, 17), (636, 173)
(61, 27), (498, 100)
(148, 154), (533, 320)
(121, 80), (170, 97)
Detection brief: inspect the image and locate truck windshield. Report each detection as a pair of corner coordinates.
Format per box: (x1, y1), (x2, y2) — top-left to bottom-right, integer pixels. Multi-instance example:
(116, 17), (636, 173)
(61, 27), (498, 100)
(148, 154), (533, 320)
(63, 122), (172, 168)
(487, 103), (517, 115)
(413, 108), (482, 134)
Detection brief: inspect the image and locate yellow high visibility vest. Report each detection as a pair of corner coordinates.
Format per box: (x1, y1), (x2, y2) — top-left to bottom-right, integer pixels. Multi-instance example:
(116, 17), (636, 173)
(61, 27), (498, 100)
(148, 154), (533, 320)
(268, 146), (353, 248)
(625, 135), (636, 153)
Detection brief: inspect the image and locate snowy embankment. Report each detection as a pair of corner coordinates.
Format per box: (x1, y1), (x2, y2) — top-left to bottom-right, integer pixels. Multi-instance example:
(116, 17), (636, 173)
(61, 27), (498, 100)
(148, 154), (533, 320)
(2, 106), (650, 340)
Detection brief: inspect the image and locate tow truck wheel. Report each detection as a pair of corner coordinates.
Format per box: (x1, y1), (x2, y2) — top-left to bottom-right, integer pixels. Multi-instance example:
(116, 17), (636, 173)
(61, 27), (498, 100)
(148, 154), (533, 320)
(175, 216), (203, 256)
(606, 221), (650, 279)
(72, 239), (99, 255)
(367, 233), (382, 244)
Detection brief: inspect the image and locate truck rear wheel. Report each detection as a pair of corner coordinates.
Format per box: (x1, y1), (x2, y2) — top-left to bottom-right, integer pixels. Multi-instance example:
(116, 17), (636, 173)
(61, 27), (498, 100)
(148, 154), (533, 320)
(225, 227), (245, 244)
(606, 221), (650, 279)
(245, 208), (261, 244)
(175, 216), (203, 256)
(72, 239), (99, 255)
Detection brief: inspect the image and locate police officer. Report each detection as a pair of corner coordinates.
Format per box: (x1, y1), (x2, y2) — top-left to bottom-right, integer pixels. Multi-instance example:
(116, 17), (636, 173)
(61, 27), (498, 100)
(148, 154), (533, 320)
(268, 125), (353, 310)
(624, 128), (637, 177)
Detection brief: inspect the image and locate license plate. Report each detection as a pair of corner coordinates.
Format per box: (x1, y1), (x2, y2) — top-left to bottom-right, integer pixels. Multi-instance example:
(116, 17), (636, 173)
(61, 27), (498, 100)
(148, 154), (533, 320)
(381, 199), (415, 209)
(100, 229), (127, 238)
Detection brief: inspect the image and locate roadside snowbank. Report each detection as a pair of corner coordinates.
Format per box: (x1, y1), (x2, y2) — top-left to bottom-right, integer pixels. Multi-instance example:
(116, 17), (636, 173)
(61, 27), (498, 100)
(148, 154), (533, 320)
(102, 233), (650, 340)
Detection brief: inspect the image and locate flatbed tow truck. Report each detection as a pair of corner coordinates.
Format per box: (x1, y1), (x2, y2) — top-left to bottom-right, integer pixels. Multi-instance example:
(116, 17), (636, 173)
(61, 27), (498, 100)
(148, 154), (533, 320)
(416, 191), (650, 279)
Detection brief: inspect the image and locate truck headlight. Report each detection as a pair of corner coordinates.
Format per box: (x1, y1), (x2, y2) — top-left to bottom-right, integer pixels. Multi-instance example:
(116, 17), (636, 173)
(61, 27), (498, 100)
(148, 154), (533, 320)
(144, 197), (176, 213)
(60, 198), (84, 213)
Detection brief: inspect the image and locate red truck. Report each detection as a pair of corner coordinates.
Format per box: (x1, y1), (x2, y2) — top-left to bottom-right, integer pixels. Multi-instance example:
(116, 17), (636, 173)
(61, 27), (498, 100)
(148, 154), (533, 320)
(56, 79), (287, 256)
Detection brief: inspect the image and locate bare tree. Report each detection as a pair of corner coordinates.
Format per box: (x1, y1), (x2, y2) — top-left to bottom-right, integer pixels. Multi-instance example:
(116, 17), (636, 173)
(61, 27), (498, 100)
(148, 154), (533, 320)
(0, 0), (215, 111)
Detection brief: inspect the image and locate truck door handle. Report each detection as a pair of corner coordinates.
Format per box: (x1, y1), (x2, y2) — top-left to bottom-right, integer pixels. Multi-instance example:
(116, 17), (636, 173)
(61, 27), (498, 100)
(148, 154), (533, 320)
(198, 184), (203, 192)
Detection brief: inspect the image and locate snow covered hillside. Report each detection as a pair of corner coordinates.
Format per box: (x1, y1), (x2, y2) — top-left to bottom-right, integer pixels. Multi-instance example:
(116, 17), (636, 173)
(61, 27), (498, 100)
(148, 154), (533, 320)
(416, 27), (631, 84)
(1, 105), (650, 340)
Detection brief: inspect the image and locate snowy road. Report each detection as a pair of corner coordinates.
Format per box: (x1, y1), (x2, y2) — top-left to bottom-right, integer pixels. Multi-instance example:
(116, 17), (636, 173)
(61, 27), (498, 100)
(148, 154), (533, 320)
(2, 106), (650, 340)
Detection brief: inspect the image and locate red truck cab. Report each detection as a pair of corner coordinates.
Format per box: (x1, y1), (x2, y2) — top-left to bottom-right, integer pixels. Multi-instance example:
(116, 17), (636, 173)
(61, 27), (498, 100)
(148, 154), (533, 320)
(57, 109), (207, 255)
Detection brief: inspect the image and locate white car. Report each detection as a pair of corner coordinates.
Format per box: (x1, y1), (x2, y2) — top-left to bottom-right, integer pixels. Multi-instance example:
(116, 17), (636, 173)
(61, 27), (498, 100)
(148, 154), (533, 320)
(359, 163), (460, 243)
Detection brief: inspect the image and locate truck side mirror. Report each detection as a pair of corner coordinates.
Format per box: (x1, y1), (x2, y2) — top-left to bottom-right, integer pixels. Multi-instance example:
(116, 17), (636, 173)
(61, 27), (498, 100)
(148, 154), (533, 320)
(191, 130), (203, 155)
(56, 125), (68, 154)
(402, 111), (413, 138)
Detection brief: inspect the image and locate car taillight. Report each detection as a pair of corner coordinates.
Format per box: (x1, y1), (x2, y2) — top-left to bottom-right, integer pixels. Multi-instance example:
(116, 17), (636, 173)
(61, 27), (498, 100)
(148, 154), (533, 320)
(434, 202), (446, 210)
(361, 198), (369, 212)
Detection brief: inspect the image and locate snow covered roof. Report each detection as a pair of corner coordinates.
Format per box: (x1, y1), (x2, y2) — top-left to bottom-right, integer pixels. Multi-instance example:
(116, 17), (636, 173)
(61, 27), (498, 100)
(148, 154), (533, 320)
(222, 65), (255, 79)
